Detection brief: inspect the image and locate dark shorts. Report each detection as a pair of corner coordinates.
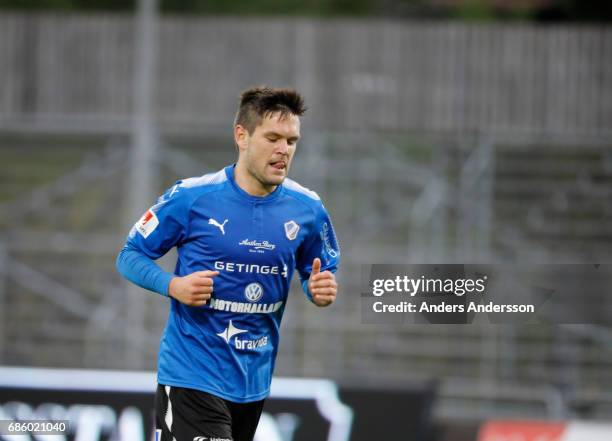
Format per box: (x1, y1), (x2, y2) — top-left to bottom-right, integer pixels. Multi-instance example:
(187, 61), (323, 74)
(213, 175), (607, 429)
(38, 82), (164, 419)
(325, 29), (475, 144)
(155, 384), (265, 441)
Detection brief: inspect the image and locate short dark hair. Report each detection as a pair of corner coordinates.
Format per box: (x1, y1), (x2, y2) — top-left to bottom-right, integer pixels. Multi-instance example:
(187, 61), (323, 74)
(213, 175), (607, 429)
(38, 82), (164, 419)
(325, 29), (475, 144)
(234, 86), (307, 134)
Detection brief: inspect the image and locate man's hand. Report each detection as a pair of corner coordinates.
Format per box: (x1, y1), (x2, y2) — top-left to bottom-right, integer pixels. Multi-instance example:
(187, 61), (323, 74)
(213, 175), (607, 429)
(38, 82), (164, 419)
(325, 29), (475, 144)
(308, 258), (337, 307)
(168, 271), (219, 306)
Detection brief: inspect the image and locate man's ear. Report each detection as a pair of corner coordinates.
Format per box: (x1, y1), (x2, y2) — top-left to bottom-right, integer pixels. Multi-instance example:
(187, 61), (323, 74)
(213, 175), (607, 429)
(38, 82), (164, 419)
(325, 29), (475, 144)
(234, 124), (249, 152)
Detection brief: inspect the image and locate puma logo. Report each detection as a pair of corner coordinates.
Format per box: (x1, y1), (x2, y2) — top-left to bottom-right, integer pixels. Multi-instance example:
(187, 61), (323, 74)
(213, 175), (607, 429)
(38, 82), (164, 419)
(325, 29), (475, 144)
(209, 218), (228, 235)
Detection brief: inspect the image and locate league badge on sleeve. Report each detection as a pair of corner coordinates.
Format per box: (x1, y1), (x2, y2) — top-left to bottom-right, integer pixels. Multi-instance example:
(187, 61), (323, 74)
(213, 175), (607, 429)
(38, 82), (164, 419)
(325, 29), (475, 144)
(135, 209), (159, 239)
(284, 220), (300, 241)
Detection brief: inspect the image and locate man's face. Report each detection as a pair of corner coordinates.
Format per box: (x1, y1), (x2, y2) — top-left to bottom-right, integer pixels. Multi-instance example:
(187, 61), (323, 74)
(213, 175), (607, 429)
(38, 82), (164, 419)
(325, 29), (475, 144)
(236, 112), (300, 189)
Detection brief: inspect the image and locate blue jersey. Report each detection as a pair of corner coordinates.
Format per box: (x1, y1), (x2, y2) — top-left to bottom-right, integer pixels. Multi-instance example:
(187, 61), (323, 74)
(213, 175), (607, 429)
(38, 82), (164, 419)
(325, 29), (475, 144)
(116, 164), (340, 402)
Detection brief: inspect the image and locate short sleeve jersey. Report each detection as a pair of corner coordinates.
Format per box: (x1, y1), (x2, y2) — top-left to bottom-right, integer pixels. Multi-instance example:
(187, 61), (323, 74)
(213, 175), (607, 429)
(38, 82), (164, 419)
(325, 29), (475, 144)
(123, 164), (340, 402)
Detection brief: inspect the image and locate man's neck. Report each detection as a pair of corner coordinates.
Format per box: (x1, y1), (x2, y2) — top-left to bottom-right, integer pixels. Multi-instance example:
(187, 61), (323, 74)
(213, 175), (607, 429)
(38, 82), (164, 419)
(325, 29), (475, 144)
(234, 162), (277, 197)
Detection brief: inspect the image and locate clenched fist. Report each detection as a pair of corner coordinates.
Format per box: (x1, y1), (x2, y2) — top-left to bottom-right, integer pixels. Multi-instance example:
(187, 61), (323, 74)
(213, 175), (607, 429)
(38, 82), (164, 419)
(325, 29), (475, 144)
(308, 258), (337, 307)
(168, 270), (219, 306)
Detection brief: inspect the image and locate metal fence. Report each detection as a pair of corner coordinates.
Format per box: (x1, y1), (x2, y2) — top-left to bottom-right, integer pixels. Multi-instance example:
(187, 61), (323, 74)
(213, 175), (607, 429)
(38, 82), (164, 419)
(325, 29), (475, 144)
(1, 130), (611, 422)
(1, 13), (611, 138)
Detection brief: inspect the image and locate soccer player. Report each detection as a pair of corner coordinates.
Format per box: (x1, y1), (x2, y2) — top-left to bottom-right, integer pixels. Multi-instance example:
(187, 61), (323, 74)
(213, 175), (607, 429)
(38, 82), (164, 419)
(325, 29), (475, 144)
(116, 86), (340, 441)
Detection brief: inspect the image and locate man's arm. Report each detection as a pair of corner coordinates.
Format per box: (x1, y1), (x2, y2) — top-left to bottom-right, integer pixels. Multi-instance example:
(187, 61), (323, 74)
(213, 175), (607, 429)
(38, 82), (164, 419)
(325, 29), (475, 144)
(116, 182), (218, 306)
(116, 243), (174, 296)
(116, 245), (218, 306)
(296, 201), (341, 307)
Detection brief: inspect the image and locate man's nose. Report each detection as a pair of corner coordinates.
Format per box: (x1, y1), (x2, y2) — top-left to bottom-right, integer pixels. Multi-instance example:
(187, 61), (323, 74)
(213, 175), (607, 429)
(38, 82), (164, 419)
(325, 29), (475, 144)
(276, 139), (289, 154)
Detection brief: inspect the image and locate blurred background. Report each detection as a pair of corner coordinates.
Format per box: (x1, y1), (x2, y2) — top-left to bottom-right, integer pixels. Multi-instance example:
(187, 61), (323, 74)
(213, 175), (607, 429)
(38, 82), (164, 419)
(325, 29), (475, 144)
(0, 0), (611, 440)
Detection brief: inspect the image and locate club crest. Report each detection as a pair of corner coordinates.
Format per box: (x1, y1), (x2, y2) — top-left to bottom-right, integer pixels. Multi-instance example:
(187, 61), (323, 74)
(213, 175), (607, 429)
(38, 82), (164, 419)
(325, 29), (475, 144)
(284, 220), (300, 241)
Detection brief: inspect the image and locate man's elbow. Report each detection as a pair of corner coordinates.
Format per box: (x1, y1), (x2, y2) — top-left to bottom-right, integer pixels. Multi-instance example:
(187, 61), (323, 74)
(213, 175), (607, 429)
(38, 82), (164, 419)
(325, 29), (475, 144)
(115, 247), (129, 279)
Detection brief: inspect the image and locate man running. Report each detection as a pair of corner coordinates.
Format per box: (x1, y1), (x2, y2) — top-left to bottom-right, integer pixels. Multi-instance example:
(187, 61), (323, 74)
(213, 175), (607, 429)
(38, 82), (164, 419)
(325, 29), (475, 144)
(116, 86), (340, 441)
